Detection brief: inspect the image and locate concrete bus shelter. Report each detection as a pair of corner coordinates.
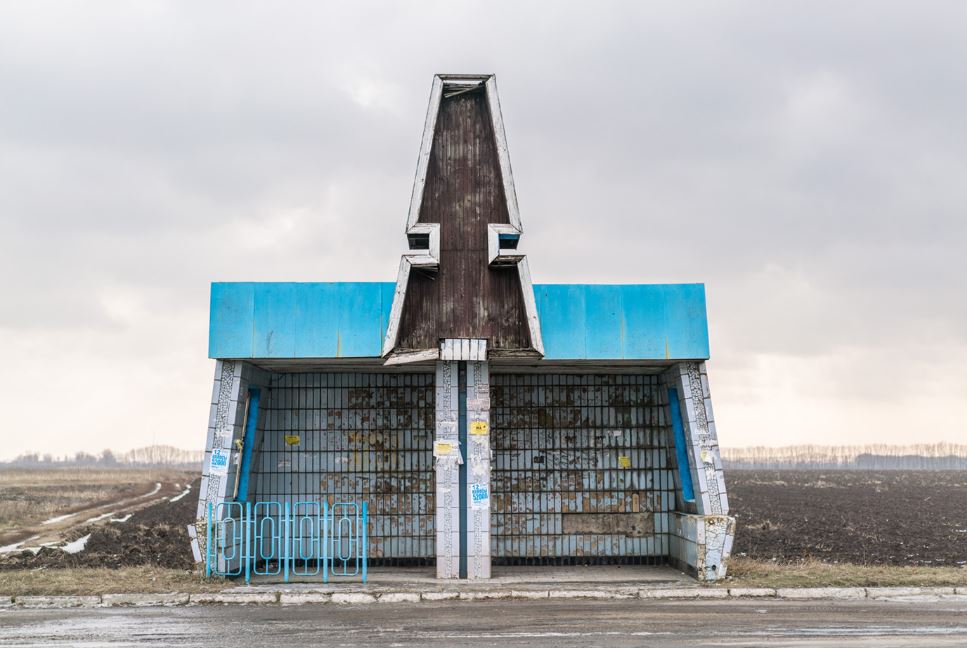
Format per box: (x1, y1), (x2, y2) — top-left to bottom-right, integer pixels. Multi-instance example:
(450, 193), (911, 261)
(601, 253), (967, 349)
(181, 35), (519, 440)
(196, 74), (734, 581)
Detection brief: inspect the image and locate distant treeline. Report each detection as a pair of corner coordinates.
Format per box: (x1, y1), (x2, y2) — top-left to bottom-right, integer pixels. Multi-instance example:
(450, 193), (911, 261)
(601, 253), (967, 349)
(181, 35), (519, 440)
(722, 443), (967, 470)
(2, 445), (204, 469)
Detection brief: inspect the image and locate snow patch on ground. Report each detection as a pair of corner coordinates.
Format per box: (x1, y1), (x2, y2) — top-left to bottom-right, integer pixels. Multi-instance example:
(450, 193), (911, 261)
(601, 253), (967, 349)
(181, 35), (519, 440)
(62, 534), (91, 554)
(41, 513), (77, 526)
(110, 514), (133, 523)
(86, 511), (118, 523)
(169, 485), (192, 502)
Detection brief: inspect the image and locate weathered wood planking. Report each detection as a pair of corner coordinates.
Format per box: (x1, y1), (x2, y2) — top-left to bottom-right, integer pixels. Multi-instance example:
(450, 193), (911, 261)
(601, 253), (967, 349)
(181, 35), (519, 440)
(397, 89), (531, 351)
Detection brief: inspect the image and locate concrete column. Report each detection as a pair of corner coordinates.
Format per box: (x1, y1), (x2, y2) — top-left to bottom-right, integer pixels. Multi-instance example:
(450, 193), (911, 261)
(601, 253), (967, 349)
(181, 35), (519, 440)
(194, 361), (270, 568)
(434, 360), (460, 578)
(669, 362), (728, 516)
(435, 339), (491, 579)
(664, 361), (735, 581)
(196, 360), (245, 523)
(193, 360), (244, 568)
(466, 360), (491, 579)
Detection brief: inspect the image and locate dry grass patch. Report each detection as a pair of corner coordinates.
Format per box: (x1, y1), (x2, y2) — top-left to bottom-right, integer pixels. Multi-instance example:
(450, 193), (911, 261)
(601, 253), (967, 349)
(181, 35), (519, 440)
(723, 557), (967, 588)
(0, 566), (231, 596)
(0, 468), (194, 533)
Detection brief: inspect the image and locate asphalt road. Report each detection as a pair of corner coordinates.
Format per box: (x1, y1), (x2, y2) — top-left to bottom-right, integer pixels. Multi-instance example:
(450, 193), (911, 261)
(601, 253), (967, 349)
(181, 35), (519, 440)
(2, 598), (967, 647)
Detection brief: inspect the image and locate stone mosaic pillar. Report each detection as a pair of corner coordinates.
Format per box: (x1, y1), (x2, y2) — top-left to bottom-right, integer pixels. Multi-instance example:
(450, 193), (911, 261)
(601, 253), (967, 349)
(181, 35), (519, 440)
(193, 361), (241, 564)
(466, 360), (491, 579)
(196, 361), (244, 520)
(193, 360), (269, 567)
(434, 339), (491, 579)
(665, 361), (735, 580)
(670, 362), (728, 516)
(434, 360), (460, 578)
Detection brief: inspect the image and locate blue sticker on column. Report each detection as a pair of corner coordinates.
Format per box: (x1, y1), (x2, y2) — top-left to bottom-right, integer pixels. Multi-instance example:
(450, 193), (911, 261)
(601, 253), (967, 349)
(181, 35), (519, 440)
(209, 447), (229, 476)
(470, 483), (490, 509)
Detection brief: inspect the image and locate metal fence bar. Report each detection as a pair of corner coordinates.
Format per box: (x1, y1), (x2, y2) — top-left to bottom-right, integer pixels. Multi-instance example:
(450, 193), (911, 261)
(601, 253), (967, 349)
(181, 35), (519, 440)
(253, 502), (283, 577)
(206, 501), (213, 578)
(362, 502), (368, 584)
(323, 501), (329, 584)
(283, 501), (290, 583)
(244, 501), (251, 584)
(208, 502), (245, 577)
(292, 502), (322, 577)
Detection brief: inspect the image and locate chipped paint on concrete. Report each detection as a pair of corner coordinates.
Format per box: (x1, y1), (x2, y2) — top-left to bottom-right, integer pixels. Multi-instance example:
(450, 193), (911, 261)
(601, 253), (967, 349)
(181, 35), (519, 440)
(662, 363), (735, 581)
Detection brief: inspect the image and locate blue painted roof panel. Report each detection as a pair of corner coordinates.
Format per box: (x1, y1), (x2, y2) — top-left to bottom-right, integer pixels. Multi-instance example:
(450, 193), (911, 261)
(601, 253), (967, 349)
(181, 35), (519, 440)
(209, 281), (710, 361)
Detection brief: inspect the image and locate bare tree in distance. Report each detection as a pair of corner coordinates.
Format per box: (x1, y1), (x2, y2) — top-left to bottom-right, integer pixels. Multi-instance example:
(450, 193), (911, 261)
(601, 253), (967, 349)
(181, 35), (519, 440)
(722, 442), (967, 470)
(2, 445), (204, 469)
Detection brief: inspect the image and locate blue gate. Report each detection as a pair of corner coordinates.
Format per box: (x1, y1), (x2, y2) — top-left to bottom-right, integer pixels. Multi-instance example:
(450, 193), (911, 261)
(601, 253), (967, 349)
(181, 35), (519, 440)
(206, 500), (368, 584)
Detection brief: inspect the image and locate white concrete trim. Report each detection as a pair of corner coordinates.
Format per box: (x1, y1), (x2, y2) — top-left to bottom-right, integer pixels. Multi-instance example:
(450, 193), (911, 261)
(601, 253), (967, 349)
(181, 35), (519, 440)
(487, 223), (524, 266)
(517, 258), (544, 356)
(405, 77), (443, 231)
(381, 258), (412, 357)
(383, 348), (441, 365)
(485, 76), (522, 231)
(407, 223), (440, 266)
(440, 338), (488, 361)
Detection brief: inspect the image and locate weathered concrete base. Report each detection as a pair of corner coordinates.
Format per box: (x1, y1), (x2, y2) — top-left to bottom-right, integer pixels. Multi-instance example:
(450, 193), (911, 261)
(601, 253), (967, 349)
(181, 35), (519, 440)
(776, 587), (867, 600)
(279, 592), (332, 605)
(15, 595), (100, 608)
(189, 592), (279, 605)
(669, 512), (736, 581)
(640, 587), (728, 599)
(331, 592), (378, 604)
(727, 587), (777, 598)
(100, 593), (190, 607)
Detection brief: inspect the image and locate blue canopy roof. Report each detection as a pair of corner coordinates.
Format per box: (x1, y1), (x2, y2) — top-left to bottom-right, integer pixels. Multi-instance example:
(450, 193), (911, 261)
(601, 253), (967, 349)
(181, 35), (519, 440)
(209, 282), (710, 361)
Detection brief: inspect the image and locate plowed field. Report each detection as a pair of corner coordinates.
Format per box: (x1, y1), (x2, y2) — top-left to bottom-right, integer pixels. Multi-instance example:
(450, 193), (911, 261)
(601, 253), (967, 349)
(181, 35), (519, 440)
(727, 470), (967, 566)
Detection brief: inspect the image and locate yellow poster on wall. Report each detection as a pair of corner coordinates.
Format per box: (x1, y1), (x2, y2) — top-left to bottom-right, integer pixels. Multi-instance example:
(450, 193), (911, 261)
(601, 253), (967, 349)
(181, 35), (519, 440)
(618, 455), (631, 469)
(433, 440), (456, 457)
(284, 434), (301, 446)
(470, 421), (489, 435)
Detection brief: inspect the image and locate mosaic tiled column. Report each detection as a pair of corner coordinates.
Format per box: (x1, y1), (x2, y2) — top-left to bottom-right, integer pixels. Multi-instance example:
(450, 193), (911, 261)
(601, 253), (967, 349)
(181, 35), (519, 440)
(665, 362), (735, 580)
(196, 361), (243, 518)
(669, 362), (728, 516)
(434, 360), (461, 578)
(435, 339), (491, 579)
(466, 360), (491, 579)
(195, 360), (245, 568)
(193, 360), (259, 566)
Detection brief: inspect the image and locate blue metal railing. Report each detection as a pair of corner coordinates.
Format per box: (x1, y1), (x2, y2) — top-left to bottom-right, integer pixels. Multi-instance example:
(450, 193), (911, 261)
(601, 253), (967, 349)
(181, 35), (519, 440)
(207, 500), (368, 584)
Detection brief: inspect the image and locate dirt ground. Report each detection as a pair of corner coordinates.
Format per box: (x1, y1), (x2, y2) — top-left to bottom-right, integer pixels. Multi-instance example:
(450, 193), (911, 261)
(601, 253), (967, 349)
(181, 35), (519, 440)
(3, 469), (965, 575)
(0, 468), (188, 537)
(727, 470), (967, 566)
(0, 476), (199, 571)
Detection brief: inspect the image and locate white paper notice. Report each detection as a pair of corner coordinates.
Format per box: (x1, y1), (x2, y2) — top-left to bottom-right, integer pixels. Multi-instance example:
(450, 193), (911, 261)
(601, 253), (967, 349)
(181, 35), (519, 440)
(470, 483), (490, 509)
(209, 448), (229, 476)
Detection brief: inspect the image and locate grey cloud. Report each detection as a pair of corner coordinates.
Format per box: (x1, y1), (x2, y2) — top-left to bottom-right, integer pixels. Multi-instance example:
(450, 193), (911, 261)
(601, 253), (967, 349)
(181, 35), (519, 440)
(0, 1), (965, 456)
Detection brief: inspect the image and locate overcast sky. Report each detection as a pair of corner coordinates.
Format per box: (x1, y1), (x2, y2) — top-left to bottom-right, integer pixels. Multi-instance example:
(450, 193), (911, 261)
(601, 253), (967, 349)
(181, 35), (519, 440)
(1, 1), (965, 459)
